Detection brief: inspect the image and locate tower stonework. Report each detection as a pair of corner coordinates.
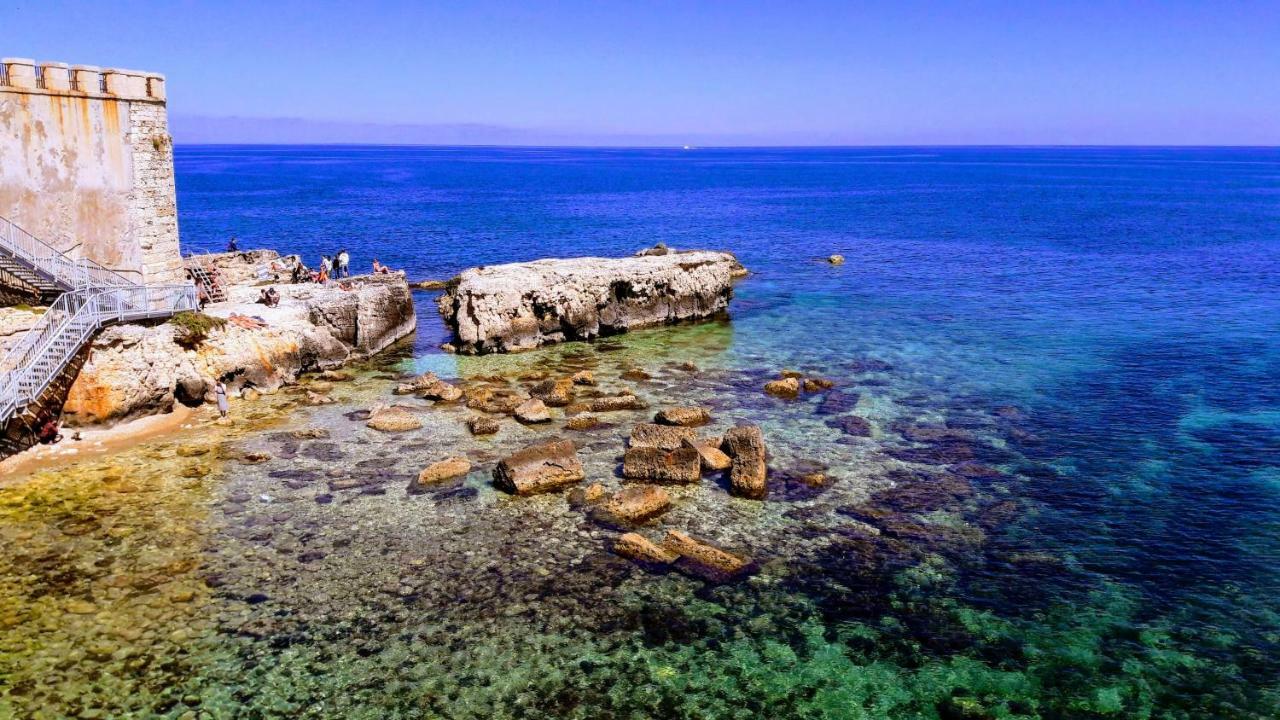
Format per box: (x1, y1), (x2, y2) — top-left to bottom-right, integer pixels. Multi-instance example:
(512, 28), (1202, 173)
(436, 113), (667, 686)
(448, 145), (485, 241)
(0, 59), (184, 285)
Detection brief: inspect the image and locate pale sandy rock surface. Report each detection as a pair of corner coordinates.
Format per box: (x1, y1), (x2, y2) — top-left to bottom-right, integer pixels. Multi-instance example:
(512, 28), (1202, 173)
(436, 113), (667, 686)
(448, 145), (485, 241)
(437, 251), (743, 354)
(186, 249), (296, 286)
(0, 306), (41, 357)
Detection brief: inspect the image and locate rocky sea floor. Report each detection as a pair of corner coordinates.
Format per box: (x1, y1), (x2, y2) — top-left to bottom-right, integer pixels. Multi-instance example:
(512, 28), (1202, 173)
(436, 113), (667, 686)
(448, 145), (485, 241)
(2, 321), (1278, 719)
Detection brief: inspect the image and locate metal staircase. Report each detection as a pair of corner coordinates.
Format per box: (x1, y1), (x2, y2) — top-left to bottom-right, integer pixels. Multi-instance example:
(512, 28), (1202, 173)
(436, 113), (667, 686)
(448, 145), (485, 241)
(186, 259), (227, 303)
(0, 214), (198, 426)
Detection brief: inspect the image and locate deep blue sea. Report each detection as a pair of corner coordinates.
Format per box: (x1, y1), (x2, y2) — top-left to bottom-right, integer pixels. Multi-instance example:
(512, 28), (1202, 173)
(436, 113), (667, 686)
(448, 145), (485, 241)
(170, 145), (1280, 717)
(6, 146), (1277, 718)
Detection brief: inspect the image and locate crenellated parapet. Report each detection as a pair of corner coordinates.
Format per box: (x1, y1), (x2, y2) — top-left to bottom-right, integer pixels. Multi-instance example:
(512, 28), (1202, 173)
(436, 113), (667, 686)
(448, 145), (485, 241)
(0, 58), (165, 101)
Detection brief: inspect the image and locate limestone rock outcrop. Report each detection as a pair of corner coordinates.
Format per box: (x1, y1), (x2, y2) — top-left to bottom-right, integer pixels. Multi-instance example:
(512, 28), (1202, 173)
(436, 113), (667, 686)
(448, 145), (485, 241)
(437, 251), (744, 354)
(61, 273), (415, 425)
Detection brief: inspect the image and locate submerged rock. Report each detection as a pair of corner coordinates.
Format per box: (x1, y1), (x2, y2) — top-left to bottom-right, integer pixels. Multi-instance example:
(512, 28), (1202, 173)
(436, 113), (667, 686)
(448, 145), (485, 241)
(899, 425), (975, 444)
(654, 406), (711, 427)
(465, 385), (529, 415)
(722, 425), (768, 499)
(571, 370), (596, 386)
(566, 415), (601, 431)
(366, 405), (423, 432)
(661, 530), (751, 582)
(569, 482), (607, 506)
(589, 394), (647, 412)
(815, 390), (861, 415)
(436, 251), (743, 354)
(597, 485), (672, 523)
(827, 254), (845, 265)
(529, 377), (575, 407)
(803, 377), (835, 392)
(397, 372), (463, 402)
(417, 457), (472, 486)
(825, 415), (873, 437)
(493, 439), (584, 495)
(514, 398), (553, 424)
(316, 369), (353, 382)
(421, 379), (463, 403)
(614, 532), (680, 564)
(764, 377), (801, 398)
(466, 416), (501, 435)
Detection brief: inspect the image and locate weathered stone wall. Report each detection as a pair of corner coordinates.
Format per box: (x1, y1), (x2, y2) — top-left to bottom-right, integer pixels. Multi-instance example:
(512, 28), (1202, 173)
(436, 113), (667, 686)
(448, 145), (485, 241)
(0, 59), (183, 285)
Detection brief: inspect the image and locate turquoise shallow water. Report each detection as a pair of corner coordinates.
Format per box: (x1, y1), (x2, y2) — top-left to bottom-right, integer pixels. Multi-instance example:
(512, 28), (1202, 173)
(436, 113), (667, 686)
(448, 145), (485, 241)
(1, 146), (1278, 717)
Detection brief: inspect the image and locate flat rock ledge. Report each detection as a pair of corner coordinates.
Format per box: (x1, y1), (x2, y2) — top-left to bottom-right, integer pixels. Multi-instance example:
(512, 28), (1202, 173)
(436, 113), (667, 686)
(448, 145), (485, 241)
(436, 251), (744, 354)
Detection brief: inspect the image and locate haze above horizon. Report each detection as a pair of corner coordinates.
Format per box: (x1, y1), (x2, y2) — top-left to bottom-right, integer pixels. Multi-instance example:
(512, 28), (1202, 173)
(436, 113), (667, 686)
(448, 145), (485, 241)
(5, 1), (1278, 146)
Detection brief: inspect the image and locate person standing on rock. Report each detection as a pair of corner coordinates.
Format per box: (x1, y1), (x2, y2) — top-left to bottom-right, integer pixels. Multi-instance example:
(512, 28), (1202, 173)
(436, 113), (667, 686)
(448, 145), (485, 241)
(226, 236), (239, 252)
(215, 380), (229, 419)
(338, 249), (350, 278)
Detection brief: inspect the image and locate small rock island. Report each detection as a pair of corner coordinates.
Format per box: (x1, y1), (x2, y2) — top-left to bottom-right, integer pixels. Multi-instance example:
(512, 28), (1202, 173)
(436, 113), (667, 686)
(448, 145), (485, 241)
(437, 250), (746, 354)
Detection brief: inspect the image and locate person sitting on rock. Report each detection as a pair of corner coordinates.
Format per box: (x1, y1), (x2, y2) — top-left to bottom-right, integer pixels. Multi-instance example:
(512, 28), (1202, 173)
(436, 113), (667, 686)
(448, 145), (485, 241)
(372, 258), (391, 274)
(226, 236), (239, 252)
(36, 416), (63, 445)
(316, 265), (329, 284)
(256, 287), (281, 307)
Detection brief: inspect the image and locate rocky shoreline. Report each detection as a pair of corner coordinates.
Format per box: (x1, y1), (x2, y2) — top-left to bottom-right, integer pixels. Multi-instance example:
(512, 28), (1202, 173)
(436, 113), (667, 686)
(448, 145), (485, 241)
(2, 250), (417, 429)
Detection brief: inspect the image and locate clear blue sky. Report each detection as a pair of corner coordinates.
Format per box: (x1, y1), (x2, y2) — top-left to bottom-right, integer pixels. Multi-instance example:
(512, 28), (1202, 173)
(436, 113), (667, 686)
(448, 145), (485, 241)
(4, 0), (1278, 145)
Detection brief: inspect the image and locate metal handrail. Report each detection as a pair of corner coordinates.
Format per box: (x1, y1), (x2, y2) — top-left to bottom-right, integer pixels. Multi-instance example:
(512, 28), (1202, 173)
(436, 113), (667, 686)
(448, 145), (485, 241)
(0, 284), (197, 418)
(0, 212), (198, 424)
(0, 215), (134, 289)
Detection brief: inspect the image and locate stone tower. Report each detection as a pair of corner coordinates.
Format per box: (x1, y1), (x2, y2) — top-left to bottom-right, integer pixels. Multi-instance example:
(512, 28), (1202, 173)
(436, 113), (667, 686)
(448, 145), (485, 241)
(0, 58), (184, 285)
